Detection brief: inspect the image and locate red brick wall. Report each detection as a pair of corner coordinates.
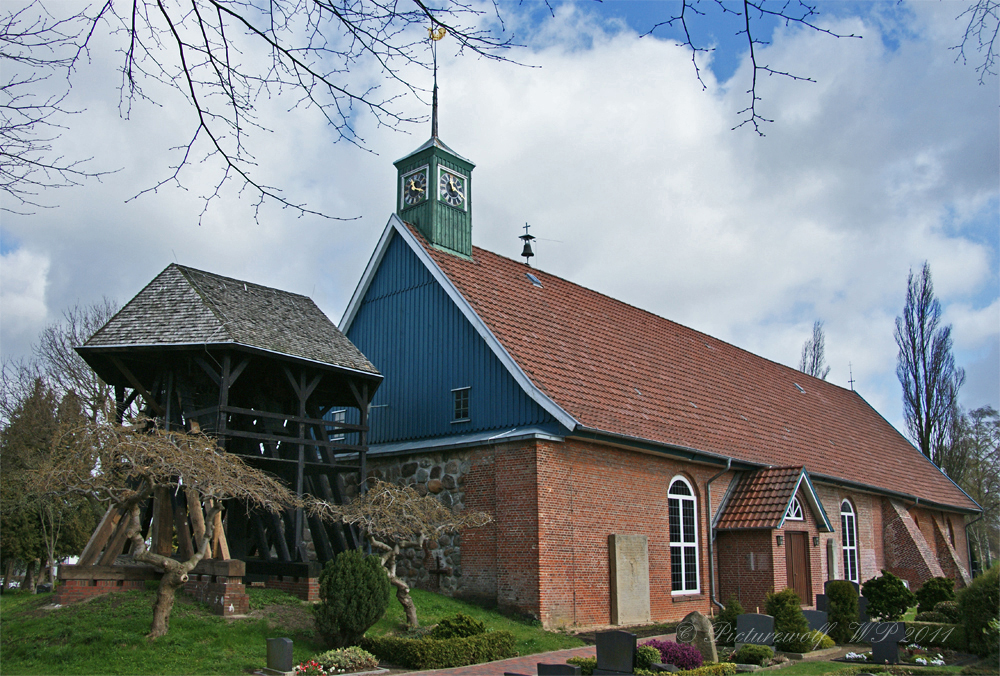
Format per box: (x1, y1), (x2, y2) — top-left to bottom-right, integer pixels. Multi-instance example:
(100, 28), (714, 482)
(531, 438), (728, 628)
(457, 446), (499, 602)
(263, 575), (319, 602)
(53, 578), (147, 605)
(717, 530), (775, 614)
(493, 440), (541, 617)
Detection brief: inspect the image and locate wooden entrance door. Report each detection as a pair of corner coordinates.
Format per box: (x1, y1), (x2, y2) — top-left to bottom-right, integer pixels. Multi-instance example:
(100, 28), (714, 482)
(785, 531), (811, 604)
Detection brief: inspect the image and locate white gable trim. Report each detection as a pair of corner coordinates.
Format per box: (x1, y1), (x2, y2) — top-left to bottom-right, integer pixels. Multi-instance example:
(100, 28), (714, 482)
(340, 215), (579, 431)
(777, 469), (834, 532)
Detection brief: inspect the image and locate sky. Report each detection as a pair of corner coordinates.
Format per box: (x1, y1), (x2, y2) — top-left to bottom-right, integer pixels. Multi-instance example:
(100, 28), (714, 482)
(1, 0), (998, 438)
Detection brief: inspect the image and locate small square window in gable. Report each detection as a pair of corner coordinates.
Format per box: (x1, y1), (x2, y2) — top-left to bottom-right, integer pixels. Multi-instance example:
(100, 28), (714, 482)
(452, 387), (470, 422)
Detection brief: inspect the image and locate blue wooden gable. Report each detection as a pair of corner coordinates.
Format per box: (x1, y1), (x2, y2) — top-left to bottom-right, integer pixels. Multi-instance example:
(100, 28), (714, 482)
(345, 228), (561, 445)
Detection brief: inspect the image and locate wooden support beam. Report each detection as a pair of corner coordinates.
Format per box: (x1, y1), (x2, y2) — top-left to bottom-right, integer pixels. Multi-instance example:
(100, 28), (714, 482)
(78, 507), (122, 566)
(108, 356), (165, 416)
(172, 490), (195, 560)
(251, 513), (272, 561)
(267, 512), (292, 562)
(211, 503), (230, 560)
(153, 487), (174, 556)
(97, 510), (134, 566)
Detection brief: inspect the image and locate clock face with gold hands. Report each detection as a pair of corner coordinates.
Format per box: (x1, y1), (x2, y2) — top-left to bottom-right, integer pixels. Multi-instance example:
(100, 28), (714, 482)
(402, 167), (428, 207)
(438, 168), (466, 208)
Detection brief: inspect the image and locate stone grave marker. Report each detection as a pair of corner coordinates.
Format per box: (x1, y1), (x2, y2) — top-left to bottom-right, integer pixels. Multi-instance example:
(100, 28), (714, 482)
(594, 629), (637, 675)
(265, 637), (294, 674)
(858, 596), (870, 622)
(676, 611), (718, 663)
(735, 613), (775, 648)
(815, 593), (827, 612)
(868, 622), (906, 665)
(609, 534), (651, 625)
(538, 664), (582, 675)
(802, 609), (828, 634)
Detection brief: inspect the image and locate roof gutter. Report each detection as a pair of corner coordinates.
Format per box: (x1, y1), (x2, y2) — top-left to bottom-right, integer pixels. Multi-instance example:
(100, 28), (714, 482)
(706, 458), (731, 611)
(570, 426), (756, 470)
(807, 472), (981, 516)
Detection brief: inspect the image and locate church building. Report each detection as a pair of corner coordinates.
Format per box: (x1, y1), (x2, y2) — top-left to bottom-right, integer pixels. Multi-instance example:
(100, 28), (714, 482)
(339, 131), (980, 629)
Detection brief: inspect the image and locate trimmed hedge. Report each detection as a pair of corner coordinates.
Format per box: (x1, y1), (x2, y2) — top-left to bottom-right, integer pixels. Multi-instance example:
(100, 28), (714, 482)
(675, 664), (738, 676)
(904, 621), (967, 652)
(431, 613), (487, 639)
(957, 564), (1000, 656)
(914, 611), (952, 624)
(733, 643), (773, 666)
(361, 630), (516, 669)
(933, 600), (960, 623)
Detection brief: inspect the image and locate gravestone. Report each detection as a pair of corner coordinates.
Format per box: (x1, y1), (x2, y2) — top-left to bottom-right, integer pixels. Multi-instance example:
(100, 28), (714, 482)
(802, 609), (828, 634)
(676, 611), (718, 663)
(594, 630), (637, 675)
(736, 613), (775, 648)
(815, 593), (827, 612)
(650, 665), (678, 673)
(858, 596), (870, 622)
(538, 665), (582, 675)
(868, 622), (906, 665)
(265, 637), (294, 674)
(609, 534), (651, 625)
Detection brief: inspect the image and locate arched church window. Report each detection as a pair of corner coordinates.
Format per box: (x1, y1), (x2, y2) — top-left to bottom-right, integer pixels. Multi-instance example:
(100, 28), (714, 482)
(785, 496), (804, 521)
(669, 477), (699, 594)
(841, 500), (859, 583)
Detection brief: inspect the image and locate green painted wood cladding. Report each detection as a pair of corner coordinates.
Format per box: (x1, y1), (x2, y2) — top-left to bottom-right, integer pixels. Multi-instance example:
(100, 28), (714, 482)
(394, 137), (475, 258)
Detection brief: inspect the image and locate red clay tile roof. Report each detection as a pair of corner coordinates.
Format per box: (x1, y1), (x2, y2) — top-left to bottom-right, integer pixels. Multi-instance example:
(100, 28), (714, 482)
(716, 467), (805, 530)
(408, 225), (979, 513)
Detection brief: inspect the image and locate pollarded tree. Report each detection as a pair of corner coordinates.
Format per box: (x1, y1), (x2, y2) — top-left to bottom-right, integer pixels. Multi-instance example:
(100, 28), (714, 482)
(309, 479), (491, 629)
(894, 262), (965, 463)
(30, 418), (300, 638)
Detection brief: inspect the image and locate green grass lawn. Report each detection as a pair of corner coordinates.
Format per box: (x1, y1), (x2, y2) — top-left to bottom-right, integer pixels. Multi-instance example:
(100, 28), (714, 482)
(369, 588), (586, 656)
(0, 586), (584, 675)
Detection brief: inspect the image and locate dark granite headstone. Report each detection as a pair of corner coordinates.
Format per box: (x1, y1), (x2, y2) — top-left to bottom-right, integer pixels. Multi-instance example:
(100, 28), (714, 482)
(815, 593), (827, 612)
(538, 665), (582, 675)
(35, 583), (53, 593)
(504, 673), (530, 676)
(736, 613), (775, 647)
(868, 622), (906, 665)
(802, 609), (829, 634)
(650, 665), (679, 673)
(858, 596), (870, 623)
(266, 637), (293, 673)
(594, 630), (636, 675)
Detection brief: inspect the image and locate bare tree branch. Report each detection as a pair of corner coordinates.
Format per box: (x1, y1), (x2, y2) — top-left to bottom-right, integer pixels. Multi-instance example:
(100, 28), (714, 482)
(953, 0), (999, 84)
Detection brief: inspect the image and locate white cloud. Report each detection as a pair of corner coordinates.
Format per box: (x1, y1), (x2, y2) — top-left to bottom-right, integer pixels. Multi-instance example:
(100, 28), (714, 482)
(0, 0), (996, 433)
(0, 248), (50, 354)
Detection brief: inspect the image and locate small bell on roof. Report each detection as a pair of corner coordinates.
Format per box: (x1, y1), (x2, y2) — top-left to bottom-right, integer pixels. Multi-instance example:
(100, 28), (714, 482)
(519, 223), (535, 266)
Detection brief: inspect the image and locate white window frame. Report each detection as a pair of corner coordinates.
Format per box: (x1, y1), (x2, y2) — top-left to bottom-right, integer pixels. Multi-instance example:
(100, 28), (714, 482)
(330, 409), (346, 442)
(451, 387), (470, 423)
(668, 476), (700, 595)
(785, 495), (804, 521)
(841, 499), (859, 583)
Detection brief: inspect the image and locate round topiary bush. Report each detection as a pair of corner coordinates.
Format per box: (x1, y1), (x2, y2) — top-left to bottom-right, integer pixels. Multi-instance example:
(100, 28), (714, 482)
(913, 611), (953, 623)
(957, 564), (1000, 656)
(932, 600), (960, 623)
(313, 646), (379, 672)
(714, 595), (744, 646)
(733, 643), (774, 666)
(861, 570), (915, 621)
(430, 613), (487, 639)
(826, 580), (859, 644)
(314, 549), (391, 648)
(915, 576), (955, 615)
(765, 588), (811, 653)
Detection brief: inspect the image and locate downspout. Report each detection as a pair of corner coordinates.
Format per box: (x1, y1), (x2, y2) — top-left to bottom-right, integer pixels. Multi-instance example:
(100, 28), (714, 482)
(965, 513), (985, 577)
(706, 458), (732, 611)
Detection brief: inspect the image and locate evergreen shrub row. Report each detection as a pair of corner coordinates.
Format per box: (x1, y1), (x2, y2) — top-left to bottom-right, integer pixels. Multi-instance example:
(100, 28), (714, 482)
(566, 657), (737, 676)
(361, 630), (516, 669)
(903, 621), (966, 652)
(915, 577), (955, 615)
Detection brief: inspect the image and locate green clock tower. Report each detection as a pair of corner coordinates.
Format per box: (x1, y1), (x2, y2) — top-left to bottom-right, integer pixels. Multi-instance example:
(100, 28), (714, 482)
(394, 135), (475, 258)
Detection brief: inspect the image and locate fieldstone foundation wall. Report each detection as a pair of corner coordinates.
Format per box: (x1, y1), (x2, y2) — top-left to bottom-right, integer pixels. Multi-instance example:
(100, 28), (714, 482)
(361, 450), (475, 594)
